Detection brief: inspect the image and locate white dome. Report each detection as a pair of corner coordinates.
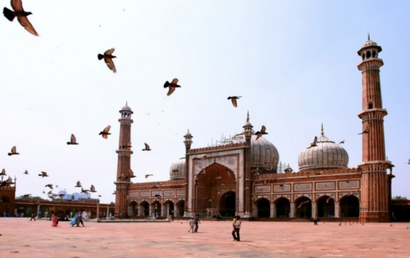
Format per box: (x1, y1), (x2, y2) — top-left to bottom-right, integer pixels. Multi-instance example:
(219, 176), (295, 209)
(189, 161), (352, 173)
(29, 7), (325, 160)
(169, 158), (186, 180)
(298, 133), (348, 171)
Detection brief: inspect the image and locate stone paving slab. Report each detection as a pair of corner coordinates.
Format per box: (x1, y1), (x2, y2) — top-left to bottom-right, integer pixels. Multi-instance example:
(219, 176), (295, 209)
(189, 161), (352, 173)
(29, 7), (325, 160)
(1, 218), (409, 258)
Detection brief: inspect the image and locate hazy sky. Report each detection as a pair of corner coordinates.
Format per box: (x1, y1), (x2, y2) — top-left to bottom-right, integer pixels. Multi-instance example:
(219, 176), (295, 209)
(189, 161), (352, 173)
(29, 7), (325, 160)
(1, 1), (409, 204)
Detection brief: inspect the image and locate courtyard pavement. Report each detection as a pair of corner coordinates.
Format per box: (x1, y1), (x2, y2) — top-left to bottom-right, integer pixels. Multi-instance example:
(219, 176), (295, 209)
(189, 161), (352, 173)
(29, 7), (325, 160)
(1, 218), (409, 258)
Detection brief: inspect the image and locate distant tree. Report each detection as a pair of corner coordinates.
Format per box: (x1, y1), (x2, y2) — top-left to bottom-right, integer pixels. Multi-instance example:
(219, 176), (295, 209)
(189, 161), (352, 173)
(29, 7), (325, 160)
(392, 195), (408, 200)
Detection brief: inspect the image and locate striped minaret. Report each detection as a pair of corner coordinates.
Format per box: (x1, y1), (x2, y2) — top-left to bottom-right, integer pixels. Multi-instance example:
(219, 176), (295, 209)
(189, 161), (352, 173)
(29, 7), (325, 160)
(357, 36), (393, 222)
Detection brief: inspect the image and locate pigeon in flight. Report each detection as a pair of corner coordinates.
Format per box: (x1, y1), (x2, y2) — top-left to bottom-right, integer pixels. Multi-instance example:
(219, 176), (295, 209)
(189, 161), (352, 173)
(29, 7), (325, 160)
(3, 0), (38, 36)
(8, 146), (19, 156)
(99, 125), (111, 139)
(98, 48), (117, 73)
(307, 136), (318, 149)
(75, 181), (82, 187)
(297, 200), (310, 209)
(129, 169), (136, 178)
(358, 126), (369, 135)
(67, 134), (79, 145)
(23, 170), (28, 175)
(255, 125), (268, 140)
(38, 171), (48, 177)
(45, 184), (53, 189)
(339, 140), (345, 144)
(142, 143), (151, 151)
(164, 78), (181, 96)
(145, 174), (153, 179)
(227, 96), (241, 107)
(23, 194), (31, 198)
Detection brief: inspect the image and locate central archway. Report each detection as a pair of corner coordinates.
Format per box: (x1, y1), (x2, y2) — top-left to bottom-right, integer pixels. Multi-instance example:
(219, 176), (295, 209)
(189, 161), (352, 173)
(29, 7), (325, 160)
(256, 198), (270, 218)
(195, 162), (236, 216)
(220, 191), (236, 217)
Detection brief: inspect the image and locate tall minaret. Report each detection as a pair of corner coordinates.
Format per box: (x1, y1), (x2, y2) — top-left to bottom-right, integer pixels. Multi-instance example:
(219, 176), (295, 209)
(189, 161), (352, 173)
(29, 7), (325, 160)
(242, 111), (253, 218)
(114, 103), (134, 218)
(357, 36), (392, 222)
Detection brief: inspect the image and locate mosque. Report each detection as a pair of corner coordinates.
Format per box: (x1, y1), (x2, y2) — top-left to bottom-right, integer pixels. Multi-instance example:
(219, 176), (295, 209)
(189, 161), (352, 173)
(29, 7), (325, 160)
(113, 38), (395, 222)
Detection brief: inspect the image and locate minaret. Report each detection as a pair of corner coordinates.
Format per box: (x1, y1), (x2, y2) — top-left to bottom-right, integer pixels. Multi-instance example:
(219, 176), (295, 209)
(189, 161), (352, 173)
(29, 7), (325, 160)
(242, 111), (253, 218)
(357, 36), (392, 222)
(183, 130), (193, 217)
(114, 103), (134, 218)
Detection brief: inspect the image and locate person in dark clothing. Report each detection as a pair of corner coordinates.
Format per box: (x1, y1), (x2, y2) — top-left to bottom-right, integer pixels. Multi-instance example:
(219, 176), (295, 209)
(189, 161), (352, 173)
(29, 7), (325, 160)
(194, 214), (200, 232)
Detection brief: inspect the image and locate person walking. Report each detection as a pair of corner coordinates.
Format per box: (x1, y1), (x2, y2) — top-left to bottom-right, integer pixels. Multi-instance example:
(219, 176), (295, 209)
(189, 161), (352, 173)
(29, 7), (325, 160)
(188, 217), (195, 233)
(232, 215), (241, 241)
(30, 213), (36, 221)
(194, 214), (201, 233)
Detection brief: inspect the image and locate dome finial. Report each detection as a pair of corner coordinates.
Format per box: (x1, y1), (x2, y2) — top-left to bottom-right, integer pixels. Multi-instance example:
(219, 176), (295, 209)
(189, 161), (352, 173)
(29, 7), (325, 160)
(321, 123), (324, 136)
(246, 110), (250, 122)
(368, 33), (370, 41)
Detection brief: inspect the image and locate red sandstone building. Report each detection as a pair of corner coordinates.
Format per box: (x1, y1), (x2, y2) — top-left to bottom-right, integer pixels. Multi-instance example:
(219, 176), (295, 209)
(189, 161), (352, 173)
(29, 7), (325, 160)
(111, 38), (407, 222)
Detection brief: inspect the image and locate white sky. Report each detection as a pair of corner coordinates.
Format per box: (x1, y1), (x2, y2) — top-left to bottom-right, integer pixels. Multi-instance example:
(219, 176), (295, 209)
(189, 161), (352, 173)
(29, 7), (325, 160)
(1, 1), (409, 204)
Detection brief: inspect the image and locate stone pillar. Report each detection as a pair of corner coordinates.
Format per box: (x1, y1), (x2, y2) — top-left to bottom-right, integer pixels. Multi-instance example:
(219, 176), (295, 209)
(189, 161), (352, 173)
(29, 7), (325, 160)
(161, 203), (166, 217)
(335, 201), (340, 218)
(270, 203), (276, 218)
(312, 202), (317, 218)
(290, 203), (295, 218)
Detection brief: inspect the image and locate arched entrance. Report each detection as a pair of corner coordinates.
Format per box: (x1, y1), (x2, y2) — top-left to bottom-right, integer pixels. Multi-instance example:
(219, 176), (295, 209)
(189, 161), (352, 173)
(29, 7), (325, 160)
(295, 197), (312, 218)
(176, 200), (185, 217)
(340, 195), (360, 217)
(275, 197), (290, 217)
(152, 201), (161, 218)
(256, 198), (270, 218)
(140, 201), (149, 216)
(195, 163), (236, 216)
(128, 201), (137, 217)
(220, 191), (236, 217)
(164, 201), (174, 217)
(317, 195), (335, 218)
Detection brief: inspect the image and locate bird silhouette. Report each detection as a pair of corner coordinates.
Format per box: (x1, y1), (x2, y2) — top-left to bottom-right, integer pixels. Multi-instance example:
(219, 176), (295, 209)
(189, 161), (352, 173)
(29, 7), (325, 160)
(98, 48), (117, 73)
(155, 194), (163, 198)
(67, 134), (79, 145)
(145, 174), (153, 179)
(75, 181), (82, 187)
(358, 126), (368, 135)
(112, 190), (117, 195)
(3, 0), (38, 36)
(99, 125), (111, 139)
(38, 171), (48, 177)
(23, 170), (28, 175)
(1, 169), (6, 176)
(227, 96), (241, 107)
(118, 173), (129, 180)
(164, 78), (181, 96)
(23, 194), (31, 198)
(81, 188), (89, 194)
(8, 146), (19, 156)
(45, 184), (53, 189)
(129, 168), (136, 178)
(339, 140), (345, 144)
(90, 184), (96, 192)
(407, 159), (410, 165)
(142, 143), (151, 151)
(297, 200), (310, 209)
(47, 190), (52, 195)
(307, 136), (318, 149)
(255, 125), (268, 140)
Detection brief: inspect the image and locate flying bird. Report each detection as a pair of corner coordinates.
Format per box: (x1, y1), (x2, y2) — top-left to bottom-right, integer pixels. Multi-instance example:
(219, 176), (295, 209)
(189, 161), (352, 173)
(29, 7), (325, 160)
(45, 184), (53, 189)
(67, 134), (79, 145)
(164, 78), (181, 96)
(155, 194), (163, 198)
(98, 48), (117, 73)
(153, 183), (161, 189)
(90, 184), (96, 192)
(142, 143), (151, 151)
(38, 171), (48, 177)
(307, 136), (318, 149)
(145, 174), (153, 179)
(99, 125), (111, 139)
(8, 146), (19, 156)
(407, 159), (410, 165)
(23, 194), (31, 198)
(227, 96), (241, 107)
(339, 140), (345, 144)
(3, 0), (39, 36)
(129, 169), (136, 178)
(358, 126), (369, 135)
(75, 181), (82, 187)
(23, 170), (28, 175)
(255, 125), (268, 140)
(297, 200), (310, 209)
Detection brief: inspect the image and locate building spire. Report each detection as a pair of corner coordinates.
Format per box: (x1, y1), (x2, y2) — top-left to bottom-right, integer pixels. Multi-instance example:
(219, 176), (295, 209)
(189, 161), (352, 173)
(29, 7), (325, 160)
(368, 33), (370, 41)
(321, 123), (324, 136)
(246, 110), (250, 122)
